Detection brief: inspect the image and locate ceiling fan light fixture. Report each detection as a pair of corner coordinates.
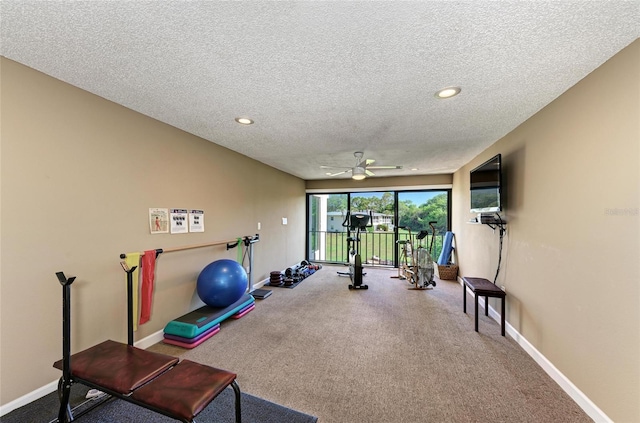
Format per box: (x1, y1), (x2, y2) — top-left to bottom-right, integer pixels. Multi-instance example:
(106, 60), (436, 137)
(435, 86), (461, 99)
(352, 167), (366, 180)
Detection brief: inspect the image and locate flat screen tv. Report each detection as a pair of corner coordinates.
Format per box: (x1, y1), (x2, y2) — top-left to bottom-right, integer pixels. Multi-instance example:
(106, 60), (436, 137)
(470, 154), (502, 213)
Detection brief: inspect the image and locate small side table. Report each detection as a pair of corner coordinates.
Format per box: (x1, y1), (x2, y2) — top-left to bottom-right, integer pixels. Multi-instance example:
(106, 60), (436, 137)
(463, 277), (506, 336)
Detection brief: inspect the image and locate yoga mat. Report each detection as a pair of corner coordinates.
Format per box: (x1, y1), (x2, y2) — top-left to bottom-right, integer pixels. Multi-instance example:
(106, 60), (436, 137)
(437, 231), (455, 265)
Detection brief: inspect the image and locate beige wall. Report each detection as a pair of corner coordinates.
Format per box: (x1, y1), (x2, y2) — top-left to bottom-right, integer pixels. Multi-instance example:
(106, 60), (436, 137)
(452, 40), (639, 422)
(0, 58), (306, 404)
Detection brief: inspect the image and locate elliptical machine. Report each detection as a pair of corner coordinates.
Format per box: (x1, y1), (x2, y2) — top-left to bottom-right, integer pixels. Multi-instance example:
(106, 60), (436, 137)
(337, 211), (372, 290)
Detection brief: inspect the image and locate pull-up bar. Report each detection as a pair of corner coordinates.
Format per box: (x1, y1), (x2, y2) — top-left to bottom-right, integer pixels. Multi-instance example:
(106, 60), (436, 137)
(119, 234), (260, 259)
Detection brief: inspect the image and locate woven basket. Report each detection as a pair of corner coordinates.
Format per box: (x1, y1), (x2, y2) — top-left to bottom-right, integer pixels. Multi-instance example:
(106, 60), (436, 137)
(436, 264), (459, 280)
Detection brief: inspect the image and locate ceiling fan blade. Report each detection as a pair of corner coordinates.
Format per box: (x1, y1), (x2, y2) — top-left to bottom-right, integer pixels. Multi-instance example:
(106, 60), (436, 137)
(367, 165), (403, 169)
(322, 152), (401, 178)
(320, 165), (350, 169)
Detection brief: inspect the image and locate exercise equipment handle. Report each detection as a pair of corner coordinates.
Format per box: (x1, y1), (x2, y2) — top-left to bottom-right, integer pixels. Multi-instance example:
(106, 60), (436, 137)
(56, 271), (76, 422)
(341, 211), (351, 228)
(120, 262), (138, 346)
(227, 234), (260, 250)
(428, 221), (437, 254)
(56, 271), (76, 286)
(366, 211), (374, 227)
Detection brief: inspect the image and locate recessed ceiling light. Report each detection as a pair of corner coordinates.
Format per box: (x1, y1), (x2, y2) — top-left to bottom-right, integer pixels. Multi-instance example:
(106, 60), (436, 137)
(411, 168), (419, 171)
(235, 117), (254, 125)
(435, 87), (461, 99)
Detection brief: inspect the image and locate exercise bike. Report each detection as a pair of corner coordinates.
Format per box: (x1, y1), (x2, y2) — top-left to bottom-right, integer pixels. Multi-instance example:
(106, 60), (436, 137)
(337, 211), (372, 290)
(391, 225), (414, 281)
(392, 222), (437, 290)
(410, 221), (437, 290)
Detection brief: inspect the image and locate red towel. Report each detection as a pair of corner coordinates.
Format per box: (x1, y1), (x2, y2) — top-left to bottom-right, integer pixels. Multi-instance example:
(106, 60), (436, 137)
(140, 250), (156, 325)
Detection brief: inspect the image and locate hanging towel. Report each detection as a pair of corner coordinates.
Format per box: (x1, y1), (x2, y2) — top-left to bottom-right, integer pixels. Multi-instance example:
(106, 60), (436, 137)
(124, 252), (141, 331)
(140, 250), (157, 325)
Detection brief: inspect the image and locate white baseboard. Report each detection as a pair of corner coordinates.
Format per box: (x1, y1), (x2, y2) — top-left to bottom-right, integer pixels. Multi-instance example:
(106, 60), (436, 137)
(0, 331), (166, 417)
(254, 279), (268, 289)
(0, 379), (59, 417)
(134, 329), (165, 350)
(467, 280), (612, 423)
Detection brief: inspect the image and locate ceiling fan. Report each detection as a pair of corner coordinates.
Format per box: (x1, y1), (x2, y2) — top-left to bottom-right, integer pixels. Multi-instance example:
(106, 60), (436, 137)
(321, 152), (403, 180)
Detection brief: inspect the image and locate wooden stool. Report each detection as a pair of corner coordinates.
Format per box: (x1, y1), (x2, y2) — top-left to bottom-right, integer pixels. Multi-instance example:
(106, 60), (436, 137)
(462, 277), (506, 336)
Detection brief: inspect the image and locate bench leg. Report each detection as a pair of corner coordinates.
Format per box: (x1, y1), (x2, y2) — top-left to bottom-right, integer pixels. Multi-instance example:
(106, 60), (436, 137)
(485, 296), (489, 316)
(232, 380), (242, 423)
(501, 297), (505, 336)
(463, 284), (467, 313)
(474, 293), (479, 332)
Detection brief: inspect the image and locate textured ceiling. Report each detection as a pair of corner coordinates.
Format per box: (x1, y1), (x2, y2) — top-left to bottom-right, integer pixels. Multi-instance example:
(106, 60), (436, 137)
(1, 1), (638, 180)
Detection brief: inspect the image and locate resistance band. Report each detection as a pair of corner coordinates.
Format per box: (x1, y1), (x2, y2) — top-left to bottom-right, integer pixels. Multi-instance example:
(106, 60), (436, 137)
(140, 250), (156, 325)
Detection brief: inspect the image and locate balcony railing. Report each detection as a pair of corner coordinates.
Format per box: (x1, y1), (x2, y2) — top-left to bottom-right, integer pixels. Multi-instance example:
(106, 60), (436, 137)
(308, 230), (444, 267)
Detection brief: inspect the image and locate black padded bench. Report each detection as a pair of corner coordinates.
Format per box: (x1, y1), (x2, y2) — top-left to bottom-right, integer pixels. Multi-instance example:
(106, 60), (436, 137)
(462, 276), (506, 336)
(54, 271), (241, 423)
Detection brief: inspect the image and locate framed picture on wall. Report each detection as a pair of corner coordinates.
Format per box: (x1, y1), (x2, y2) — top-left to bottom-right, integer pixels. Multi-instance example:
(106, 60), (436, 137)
(149, 208), (169, 234)
(189, 210), (205, 232)
(170, 209), (188, 234)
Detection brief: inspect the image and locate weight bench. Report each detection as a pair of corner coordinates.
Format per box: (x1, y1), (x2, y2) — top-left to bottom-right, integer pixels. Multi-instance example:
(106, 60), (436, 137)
(54, 271), (241, 423)
(462, 276), (506, 336)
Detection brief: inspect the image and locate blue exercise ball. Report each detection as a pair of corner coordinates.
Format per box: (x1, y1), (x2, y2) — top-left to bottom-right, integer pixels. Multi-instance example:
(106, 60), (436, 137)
(196, 259), (247, 308)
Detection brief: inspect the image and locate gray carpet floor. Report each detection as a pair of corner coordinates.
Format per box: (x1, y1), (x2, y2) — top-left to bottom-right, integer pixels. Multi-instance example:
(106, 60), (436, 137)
(150, 265), (592, 423)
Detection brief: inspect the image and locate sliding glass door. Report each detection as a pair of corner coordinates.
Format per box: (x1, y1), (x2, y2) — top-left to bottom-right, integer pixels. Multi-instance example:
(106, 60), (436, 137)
(396, 191), (450, 265)
(306, 189), (450, 267)
(350, 192), (395, 265)
(307, 193), (349, 263)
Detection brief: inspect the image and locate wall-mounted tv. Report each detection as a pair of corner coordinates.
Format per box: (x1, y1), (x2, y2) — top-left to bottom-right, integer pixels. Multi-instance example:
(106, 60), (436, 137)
(470, 154), (502, 213)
